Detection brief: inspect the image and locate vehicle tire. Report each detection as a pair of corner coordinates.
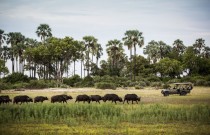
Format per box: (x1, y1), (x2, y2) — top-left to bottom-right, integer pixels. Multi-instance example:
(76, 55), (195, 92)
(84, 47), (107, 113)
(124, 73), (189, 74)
(180, 91), (186, 96)
(164, 92), (169, 96)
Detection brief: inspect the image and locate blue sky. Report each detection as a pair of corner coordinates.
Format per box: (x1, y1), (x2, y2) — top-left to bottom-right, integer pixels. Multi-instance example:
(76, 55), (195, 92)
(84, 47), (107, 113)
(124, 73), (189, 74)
(0, 0), (210, 75)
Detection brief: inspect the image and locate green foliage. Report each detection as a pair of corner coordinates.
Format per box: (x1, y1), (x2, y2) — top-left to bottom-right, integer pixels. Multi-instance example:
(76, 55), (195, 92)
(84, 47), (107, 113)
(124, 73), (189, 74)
(3, 72), (29, 84)
(25, 80), (48, 89)
(95, 82), (116, 90)
(63, 75), (82, 87)
(146, 75), (161, 82)
(79, 76), (94, 87)
(0, 59), (9, 75)
(11, 82), (28, 89)
(150, 82), (162, 87)
(0, 81), (11, 90)
(155, 58), (183, 78)
(135, 85), (144, 89)
(163, 84), (171, 89)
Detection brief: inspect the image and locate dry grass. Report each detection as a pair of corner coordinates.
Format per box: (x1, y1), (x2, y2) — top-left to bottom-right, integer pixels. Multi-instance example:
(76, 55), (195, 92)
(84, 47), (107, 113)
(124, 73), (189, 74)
(1, 123), (210, 135)
(1, 86), (210, 105)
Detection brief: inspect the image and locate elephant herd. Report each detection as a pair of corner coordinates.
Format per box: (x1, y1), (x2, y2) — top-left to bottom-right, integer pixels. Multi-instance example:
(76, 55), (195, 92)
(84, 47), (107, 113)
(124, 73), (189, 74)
(0, 94), (141, 105)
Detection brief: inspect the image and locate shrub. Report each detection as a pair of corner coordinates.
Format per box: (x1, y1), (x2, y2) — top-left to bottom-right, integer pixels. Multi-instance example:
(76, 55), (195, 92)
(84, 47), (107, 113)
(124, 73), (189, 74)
(163, 84), (171, 89)
(25, 80), (48, 89)
(11, 82), (28, 89)
(3, 72), (29, 84)
(0, 82), (11, 90)
(146, 75), (161, 82)
(204, 81), (210, 86)
(80, 76), (94, 87)
(150, 82), (162, 87)
(95, 82), (116, 90)
(63, 75), (82, 87)
(135, 85), (144, 89)
(138, 81), (147, 87)
(195, 79), (206, 86)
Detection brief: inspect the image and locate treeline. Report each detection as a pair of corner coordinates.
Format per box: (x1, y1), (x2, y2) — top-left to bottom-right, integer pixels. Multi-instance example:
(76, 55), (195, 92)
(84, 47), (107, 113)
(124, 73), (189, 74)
(0, 24), (210, 89)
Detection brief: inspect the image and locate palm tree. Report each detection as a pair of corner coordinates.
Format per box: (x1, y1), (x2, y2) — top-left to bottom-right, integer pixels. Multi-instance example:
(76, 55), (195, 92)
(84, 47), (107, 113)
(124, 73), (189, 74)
(0, 46), (10, 77)
(123, 30), (144, 80)
(123, 31), (133, 80)
(173, 39), (186, 56)
(36, 24), (52, 44)
(193, 38), (205, 56)
(0, 29), (6, 48)
(95, 43), (103, 66)
(158, 41), (171, 59)
(83, 36), (98, 76)
(106, 39), (124, 76)
(7, 32), (25, 73)
(24, 38), (39, 78)
(143, 40), (160, 63)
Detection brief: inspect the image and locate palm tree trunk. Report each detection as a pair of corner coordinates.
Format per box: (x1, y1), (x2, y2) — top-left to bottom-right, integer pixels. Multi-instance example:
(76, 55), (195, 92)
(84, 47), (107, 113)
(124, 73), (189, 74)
(87, 47), (90, 76)
(74, 60), (76, 76)
(12, 56), (14, 73)
(84, 61), (86, 77)
(130, 48), (133, 81)
(16, 57), (18, 72)
(134, 45), (136, 81)
(81, 60), (83, 78)
(34, 63), (36, 78)
(96, 58), (99, 67)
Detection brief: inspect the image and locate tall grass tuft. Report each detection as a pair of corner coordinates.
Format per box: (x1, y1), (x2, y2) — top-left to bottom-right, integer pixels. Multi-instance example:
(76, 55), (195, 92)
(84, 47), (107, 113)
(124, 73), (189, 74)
(0, 103), (209, 125)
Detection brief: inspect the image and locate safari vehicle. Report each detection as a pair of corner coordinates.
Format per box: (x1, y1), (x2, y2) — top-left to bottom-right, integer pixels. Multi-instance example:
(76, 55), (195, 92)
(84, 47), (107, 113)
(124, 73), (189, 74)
(161, 82), (193, 96)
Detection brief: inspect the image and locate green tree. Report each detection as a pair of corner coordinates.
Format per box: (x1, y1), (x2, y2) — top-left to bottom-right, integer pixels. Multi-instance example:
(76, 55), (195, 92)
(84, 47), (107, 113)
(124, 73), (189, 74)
(155, 58), (182, 78)
(172, 39), (186, 56)
(95, 43), (103, 66)
(0, 29), (6, 48)
(36, 24), (52, 44)
(193, 38), (205, 56)
(144, 40), (171, 63)
(182, 46), (199, 75)
(0, 59), (9, 77)
(7, 32), (25, 73)
(106, 39), (125, 76)
(123, 30), (144, 80)
(83, 36), (98, 76)
(144, 40), (160, 63)
(126, 55), (151, 77)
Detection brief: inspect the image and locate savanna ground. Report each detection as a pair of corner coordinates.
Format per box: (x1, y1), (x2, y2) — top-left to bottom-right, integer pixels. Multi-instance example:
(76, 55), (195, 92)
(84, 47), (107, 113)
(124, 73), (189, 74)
(0, 87), (210, 135)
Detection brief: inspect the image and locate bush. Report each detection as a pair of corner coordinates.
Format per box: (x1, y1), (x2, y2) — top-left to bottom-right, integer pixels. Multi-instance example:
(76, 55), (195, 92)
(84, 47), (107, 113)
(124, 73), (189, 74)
(150, 82), (162, 87)
(80, 76), (94, 87)
(63, 75), (82, 87)
(146, 75), (161, 82)
(195, 79), (207, 86)
(95, 82), (116, 90)
(204, 81), (210, 86)
(11, 82), (28, 89)
(3, 72), (29, 84)
(163, 84), (171, 89)
(135, 85), (144, 89)
(0, 82), (11, 90)
(25, 80), (48, 89)
(138, 81), (147, 87)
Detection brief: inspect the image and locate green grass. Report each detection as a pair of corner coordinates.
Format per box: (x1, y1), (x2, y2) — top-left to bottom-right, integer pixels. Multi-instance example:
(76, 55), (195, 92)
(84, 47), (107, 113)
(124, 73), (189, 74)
(0, 86), (210, 134)
(0, 103), (210, 125)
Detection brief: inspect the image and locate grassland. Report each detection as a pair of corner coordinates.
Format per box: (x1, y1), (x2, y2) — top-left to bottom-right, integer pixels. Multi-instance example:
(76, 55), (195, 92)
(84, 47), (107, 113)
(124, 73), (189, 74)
(0, 87), (210, 135)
